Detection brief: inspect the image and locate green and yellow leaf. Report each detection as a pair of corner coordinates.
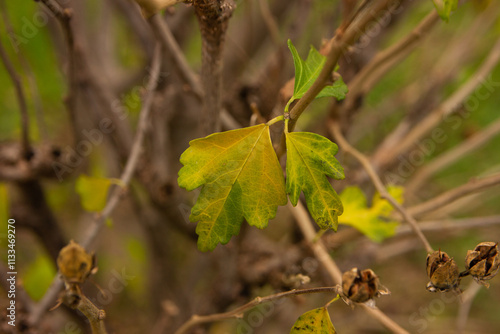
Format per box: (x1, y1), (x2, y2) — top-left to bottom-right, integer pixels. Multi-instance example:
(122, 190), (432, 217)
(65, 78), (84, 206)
(286, 132), (344, 230)
(432, 0), (458, 22)
(23, 255), (56, 301)
(286, 39), (348, 111)
(178, 124), (287, 251)
(290, 307), (336, 334)
(75, 174), (122, 212)
(339, 186), (403, 242)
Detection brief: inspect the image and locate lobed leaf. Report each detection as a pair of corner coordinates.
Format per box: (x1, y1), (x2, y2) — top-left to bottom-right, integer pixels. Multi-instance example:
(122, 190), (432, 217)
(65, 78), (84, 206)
(178, 124), (287, 251)
(339, 186), (403, 242)
(286, 132), (344, 230)
(286, 39), (348, 110)
(290, 307), (336, 334)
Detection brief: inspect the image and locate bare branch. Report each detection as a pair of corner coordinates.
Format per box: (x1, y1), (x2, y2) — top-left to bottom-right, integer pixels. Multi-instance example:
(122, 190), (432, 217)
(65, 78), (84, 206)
(28, 44), (162, 326)
(369, 8), (499, 158)
(329, 120), (434, 253)
(148, 13), (204, 99)
(397, 215), (500, 236)
(0, 37), (31, 158)
(407, 117), (500, 193)
(258, 0), (281, 47)
(407, 172), (500, 218)
(371, 37), (500, 169)
(456, 281), (482, 334)
(74, 295), (108, 334)
(193, 0), (235, 135)
(341, 10), (439, 115)
(288, 201), (411, 334)
(174, 286), (340, 334)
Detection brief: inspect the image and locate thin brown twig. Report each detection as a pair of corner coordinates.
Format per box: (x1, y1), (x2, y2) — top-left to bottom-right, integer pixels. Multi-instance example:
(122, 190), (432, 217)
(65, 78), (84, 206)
(148, 13), (204, 99)
(369, 7), (499, 161)
(396, 215), (500, 236)
(407, 172), (500, 218)
(28, 44), (162, 326)
(456, 281), (482, 334)
(406, 117), (500, 193)
(371, 37), (500, 169)
(329, 120), (434, 253)
(147, 12), (240, 130)
(0, 38), (31, 158)
(342, 10), (439, 114)
(288, 201), (411, 334)
(0, 0), (47, 140)
(258, 0), (281, 47)
(74, 295), (108, 334)
(174, 286), (340, 334)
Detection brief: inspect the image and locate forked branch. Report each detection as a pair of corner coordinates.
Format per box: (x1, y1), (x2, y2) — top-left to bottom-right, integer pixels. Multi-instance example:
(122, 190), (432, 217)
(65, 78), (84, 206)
(329, 121), (434, 254)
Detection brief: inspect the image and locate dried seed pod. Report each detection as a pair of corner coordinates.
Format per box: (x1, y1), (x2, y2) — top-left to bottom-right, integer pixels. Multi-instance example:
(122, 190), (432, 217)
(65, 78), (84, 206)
(57, 240), (96, 285)
(426, 250), (460, 292)
(341, 268), (389, 305)
(57, 240), (97, 307)
(464, 242), (499, 287)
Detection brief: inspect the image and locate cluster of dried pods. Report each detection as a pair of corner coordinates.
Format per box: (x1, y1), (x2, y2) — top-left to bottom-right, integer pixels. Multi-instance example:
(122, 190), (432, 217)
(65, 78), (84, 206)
(339, 242), (499, 307)
(426, 242), (499, 293)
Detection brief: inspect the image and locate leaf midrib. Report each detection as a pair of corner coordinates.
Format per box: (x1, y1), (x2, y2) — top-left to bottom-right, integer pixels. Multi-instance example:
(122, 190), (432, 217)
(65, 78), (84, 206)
(201, 126), (268, 245)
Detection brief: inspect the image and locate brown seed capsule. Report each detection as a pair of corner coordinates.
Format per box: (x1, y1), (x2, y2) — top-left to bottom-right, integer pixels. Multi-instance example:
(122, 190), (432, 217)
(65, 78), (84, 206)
(342, 268), (389, 304)
(57, 240), (97, 307)
(464, 242), (499, 287)
(426, 250), (460, 292)
(57, 240), (96, 285)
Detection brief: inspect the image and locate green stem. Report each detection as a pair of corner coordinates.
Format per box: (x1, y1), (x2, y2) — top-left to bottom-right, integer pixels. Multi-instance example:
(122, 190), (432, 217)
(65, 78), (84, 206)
(266, 115), (284, 126)
(312, 229), (327, 243)
(325, 294), (340, 308)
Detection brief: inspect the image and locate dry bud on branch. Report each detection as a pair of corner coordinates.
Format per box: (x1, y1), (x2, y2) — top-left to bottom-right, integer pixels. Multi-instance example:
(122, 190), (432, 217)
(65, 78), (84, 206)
(426, 250), (460, 293)
(341, 268), (390, 307)
(57, 240), (97, 306)
(463, 242), (499, 288)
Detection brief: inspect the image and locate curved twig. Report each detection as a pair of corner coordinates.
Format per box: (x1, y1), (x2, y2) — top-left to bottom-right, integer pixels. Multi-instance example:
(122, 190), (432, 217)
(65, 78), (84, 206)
(371, 37), (500, 169)
(288, 201), (411, 334)
(407, 172), (500, 218)
(174, 286), (340, 334)
(28, 44), (162, 326)
(329, 120), (434, 253)
(406, 117), (500, 193)
(0, 38), (31, 158)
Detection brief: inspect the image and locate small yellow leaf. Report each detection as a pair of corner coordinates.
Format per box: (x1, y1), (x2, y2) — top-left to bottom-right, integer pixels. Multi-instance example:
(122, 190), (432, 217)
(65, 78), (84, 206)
(290, 307), (336, 334)
(75, 175), (120, 212)
(339, 186), (403, 242)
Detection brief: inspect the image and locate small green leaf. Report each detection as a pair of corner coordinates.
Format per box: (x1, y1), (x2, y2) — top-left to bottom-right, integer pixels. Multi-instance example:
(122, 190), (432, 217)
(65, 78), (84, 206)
(432, 0), (458, 22)
(178, 124), (287, 251)
(290, 307), (336, 334)
(286, 132), (344, 230)
(286, 39), (348, 110)
(23, 255), (57, 301)
(339, 186), (403, 242)
(76, 175), (121, 212)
